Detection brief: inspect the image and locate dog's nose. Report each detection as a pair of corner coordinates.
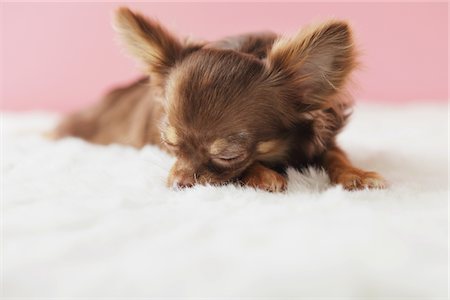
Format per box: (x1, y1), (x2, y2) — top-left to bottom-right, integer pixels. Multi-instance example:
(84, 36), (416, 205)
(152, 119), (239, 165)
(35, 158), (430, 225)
(172, 175), (195, 189)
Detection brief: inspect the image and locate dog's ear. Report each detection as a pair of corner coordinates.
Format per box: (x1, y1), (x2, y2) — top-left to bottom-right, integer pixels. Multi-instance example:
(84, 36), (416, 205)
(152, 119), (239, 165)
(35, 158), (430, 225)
(267, 20), (357, 108)
(113, 7), (184, 75)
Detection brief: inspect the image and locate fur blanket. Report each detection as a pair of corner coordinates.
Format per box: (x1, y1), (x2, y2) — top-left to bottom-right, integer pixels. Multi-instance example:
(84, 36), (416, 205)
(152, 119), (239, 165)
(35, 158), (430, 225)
(3, 103), (448, 297)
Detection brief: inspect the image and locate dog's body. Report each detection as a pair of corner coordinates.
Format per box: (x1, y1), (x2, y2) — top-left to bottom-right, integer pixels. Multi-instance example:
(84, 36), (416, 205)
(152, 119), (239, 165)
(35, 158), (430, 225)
(53, 8), (386, 192)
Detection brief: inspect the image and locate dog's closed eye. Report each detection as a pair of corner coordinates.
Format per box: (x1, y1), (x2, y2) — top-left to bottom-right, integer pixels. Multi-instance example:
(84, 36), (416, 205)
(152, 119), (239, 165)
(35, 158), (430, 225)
(212, 153), (245, 165)
(163, 141), (178, 152)
(210, 137), (248, 166)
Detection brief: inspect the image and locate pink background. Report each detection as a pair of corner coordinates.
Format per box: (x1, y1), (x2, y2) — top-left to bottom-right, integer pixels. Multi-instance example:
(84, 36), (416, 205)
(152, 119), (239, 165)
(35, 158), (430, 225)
(1, 2), (448, 112)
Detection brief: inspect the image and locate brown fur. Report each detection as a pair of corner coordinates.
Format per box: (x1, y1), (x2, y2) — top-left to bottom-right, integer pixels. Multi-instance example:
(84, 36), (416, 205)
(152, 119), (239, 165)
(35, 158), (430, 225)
(52, 7), (386, 192)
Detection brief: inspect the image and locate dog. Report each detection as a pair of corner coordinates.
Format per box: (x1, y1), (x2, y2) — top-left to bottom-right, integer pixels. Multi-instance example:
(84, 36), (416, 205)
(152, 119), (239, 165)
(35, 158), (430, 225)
(52, 7), (387, 192)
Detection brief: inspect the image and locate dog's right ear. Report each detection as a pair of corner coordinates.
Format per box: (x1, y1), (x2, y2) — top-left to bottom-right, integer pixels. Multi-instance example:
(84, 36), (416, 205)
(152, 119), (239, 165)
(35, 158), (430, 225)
(266, 20), (357, 110)
(113, 7), (184, 75)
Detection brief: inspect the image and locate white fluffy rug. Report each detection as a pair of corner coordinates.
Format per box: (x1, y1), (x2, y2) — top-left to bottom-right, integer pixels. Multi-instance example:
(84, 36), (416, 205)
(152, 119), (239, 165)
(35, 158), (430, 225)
(2, 103), (448, 298)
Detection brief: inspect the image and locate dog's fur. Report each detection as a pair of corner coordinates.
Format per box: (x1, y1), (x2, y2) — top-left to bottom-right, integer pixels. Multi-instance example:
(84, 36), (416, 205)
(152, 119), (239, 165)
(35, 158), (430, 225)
(53, 7), (386, 192)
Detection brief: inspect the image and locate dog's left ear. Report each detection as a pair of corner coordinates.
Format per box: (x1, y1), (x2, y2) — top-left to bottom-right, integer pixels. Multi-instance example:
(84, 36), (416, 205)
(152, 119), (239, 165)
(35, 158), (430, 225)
(267, 20), (357, 108)
(113, 7), (184, 75)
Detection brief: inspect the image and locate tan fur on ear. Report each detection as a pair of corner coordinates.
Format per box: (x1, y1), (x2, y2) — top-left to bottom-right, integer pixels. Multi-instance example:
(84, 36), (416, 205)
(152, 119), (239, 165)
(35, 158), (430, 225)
(267, 20), (358, 108)
(113, 7), (183, 74)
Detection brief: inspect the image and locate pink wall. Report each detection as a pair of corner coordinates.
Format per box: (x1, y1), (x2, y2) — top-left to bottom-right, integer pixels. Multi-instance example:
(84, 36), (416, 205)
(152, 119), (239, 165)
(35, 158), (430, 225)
(1, 2), (448, 112)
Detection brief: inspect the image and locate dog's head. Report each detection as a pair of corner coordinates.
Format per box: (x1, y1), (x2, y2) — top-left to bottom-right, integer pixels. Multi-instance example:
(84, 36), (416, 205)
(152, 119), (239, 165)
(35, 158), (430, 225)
(114, 7), (357, 188)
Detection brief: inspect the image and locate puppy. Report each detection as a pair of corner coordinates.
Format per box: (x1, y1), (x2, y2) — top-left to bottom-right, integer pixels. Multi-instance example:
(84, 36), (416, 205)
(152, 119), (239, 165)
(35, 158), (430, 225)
(53, 7), (387, 192)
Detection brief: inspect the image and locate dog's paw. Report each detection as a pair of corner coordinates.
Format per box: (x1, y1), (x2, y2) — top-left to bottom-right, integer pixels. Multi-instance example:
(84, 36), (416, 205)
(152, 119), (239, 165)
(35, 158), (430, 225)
(337, 170), (387, 191)
(241, 164), (287, 193)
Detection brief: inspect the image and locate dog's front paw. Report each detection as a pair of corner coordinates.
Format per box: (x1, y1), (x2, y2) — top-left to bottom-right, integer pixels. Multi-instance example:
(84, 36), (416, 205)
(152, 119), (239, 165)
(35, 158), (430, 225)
(336, 170), (387, 191)
(241, 163), (287, 193)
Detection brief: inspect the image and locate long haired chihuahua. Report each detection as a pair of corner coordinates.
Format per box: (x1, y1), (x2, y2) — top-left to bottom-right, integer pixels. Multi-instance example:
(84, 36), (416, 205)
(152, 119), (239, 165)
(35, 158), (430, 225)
(53, 7), (386, 192)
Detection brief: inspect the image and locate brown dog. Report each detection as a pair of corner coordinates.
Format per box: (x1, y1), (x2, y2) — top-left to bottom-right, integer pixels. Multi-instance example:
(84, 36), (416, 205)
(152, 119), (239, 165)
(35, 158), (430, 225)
(53, 7), (386, 192)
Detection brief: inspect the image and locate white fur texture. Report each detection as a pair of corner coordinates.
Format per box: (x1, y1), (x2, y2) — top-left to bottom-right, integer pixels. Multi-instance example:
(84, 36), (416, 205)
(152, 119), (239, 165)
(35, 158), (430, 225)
(2, 103), (448, 297)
